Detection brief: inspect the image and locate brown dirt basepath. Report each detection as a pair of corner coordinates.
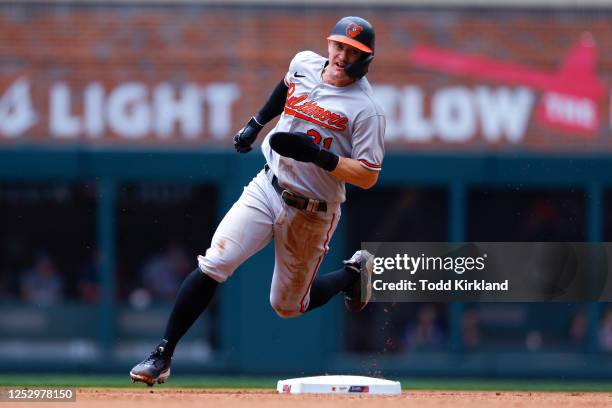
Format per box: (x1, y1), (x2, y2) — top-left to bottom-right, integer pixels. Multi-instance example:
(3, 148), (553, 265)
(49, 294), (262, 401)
(3, 388), (611, 408)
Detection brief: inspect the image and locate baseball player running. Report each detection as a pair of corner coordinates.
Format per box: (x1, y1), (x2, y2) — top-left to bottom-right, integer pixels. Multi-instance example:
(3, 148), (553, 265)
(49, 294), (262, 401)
(130, 16), (385, 386)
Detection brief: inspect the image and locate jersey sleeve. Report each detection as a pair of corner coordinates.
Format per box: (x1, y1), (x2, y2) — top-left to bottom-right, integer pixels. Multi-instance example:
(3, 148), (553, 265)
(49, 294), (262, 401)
(351, 114), (386, 171)
(284, 52), (302, 85)
(284, 51), (319, 85)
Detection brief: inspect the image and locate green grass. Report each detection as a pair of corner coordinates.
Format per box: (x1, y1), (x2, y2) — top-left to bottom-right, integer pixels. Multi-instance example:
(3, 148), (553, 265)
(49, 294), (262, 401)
(0, 375), (276, 389)
(401, 378), (612, 392)
(0, 375), (611, 392)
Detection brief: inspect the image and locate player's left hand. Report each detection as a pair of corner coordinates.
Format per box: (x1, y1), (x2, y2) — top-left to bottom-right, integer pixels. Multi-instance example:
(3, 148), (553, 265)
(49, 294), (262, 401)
(270, 132), (317, 161)
(270, 132), (339, 171)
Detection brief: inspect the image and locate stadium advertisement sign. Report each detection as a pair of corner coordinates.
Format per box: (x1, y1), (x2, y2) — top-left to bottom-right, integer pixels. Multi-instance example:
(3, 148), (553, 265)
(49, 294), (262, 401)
(0, 20), (609, 151)
(0, 79), (240, 144)
(381, 33), (607, 151)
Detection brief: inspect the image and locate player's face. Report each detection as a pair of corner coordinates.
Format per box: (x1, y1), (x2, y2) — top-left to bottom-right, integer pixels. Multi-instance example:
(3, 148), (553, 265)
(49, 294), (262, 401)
(327, 40), (363, 83)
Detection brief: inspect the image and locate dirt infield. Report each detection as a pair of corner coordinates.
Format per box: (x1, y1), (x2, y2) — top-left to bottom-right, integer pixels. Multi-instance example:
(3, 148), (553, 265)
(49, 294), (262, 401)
(5, 388), (610, 408)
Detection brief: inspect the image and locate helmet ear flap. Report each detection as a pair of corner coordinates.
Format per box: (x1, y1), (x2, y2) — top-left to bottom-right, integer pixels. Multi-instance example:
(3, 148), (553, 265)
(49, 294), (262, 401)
(345, 53), (374, 80)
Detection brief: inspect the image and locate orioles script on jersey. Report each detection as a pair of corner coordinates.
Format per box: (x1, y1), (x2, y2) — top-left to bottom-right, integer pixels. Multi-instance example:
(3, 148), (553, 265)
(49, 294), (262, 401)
(284, 83), (349, 131)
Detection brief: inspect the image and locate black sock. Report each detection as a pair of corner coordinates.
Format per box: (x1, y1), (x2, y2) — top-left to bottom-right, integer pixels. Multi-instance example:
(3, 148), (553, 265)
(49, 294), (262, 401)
(305, 267), (359, 312)
(162, 268), (218, 356)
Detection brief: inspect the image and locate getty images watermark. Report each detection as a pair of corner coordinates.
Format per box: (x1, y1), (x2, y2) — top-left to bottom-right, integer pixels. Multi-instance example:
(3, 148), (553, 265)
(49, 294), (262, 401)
(0, 388), (76, 402)
(371, 252), (506, 292)
(363, 242), (612, 302)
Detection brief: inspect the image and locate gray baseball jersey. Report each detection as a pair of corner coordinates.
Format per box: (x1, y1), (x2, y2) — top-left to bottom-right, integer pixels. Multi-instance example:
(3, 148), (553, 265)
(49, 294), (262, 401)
(262, 51), (386, 204)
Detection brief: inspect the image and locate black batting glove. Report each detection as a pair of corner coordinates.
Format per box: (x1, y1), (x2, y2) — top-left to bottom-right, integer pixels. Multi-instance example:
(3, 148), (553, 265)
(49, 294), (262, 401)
(269, 132), (339, 171)
(234, 117), (264, 153)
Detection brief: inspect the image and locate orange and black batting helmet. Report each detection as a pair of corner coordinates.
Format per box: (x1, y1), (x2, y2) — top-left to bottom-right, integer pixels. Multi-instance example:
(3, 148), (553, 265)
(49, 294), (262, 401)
(327, 16), (375, 79)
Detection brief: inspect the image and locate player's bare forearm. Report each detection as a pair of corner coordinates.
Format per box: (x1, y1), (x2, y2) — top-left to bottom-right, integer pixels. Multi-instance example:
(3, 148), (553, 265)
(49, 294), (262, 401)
(330, 156), (378, 189)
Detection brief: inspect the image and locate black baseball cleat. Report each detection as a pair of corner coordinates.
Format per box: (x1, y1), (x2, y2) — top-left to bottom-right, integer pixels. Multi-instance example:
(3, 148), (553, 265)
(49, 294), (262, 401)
(342, 250), (374, 312)
(129, 340), (172, 387)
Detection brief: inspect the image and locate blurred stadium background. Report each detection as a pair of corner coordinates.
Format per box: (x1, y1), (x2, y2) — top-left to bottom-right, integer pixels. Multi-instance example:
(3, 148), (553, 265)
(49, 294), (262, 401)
(1, 0), (612, 383)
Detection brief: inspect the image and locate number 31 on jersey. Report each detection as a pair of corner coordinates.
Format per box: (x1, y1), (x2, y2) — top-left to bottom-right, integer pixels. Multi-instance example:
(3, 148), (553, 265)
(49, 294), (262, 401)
(307, 129), (333, 149)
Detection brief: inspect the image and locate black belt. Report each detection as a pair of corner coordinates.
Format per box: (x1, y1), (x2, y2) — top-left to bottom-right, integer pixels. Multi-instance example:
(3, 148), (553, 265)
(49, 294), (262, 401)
(264, 164), (327, 212)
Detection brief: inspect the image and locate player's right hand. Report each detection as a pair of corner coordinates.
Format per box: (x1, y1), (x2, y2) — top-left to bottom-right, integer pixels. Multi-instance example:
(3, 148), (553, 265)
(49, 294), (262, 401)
(233, 117), (264, 153)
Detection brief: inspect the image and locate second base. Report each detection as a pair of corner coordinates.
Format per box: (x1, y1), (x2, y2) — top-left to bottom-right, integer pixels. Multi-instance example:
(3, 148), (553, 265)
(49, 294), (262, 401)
(277, 375), (401, 395)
